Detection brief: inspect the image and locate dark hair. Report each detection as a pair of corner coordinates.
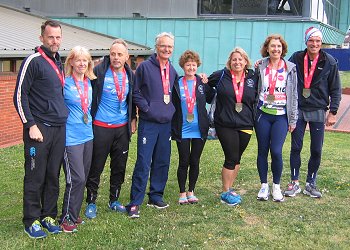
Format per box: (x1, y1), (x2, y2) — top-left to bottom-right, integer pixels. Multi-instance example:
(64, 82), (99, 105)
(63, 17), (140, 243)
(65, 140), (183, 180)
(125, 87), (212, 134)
(178, 50), (201, 68)
(41, 20), (62, 36)
(260, 34), (288, 58)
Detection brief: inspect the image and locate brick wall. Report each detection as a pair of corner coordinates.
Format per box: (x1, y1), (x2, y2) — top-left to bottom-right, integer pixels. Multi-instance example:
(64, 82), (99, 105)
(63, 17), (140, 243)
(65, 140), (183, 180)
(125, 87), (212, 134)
(0, 74), (23, 148)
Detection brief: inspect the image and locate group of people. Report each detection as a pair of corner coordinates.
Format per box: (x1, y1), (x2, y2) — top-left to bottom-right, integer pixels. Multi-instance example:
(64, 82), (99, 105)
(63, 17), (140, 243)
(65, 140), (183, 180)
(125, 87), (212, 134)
(13, 20), (341, 239)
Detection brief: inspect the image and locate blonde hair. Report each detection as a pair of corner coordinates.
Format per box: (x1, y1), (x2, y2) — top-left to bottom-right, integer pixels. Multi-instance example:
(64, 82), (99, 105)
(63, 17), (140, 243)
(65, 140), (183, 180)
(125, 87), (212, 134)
(226, 47), (252, 71)
(65, 46), (97, 80)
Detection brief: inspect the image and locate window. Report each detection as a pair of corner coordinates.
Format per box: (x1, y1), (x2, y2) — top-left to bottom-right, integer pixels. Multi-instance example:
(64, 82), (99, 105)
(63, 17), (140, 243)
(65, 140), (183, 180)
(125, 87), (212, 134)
(198, 0), (304, 16)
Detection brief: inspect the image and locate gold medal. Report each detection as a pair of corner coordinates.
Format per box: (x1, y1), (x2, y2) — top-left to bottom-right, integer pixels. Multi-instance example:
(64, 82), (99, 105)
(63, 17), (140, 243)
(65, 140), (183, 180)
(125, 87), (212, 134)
(303, 88), (311, 98)
(83, 113), (89, 124)
(235, 103), (243, 113)
(266, 94), (275, 103)
(164, 94), (170, 104)
(186, 113), (194, 123)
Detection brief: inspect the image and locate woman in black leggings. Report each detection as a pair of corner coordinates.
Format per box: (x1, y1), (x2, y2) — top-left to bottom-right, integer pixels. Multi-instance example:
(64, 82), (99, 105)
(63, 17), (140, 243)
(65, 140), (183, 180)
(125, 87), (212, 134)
(207, 47), (258, 206)
(172, 50), (214, 204)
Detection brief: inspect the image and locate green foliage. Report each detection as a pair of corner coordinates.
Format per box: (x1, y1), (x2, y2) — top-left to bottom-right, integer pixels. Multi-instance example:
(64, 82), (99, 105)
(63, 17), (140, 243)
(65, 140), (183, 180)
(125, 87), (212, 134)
(0, 132), (349, 249)
(340, 71), (350, 88)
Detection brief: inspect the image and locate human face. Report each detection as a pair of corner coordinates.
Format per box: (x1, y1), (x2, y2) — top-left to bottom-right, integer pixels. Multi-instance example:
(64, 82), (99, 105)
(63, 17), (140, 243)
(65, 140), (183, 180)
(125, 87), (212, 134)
(39, 25), (62, 55)
(183, 60), (198, 79)
(156, 36), (174, 62)
(230, 52), (247, 74)
(110, 43), (129, 72)
(306, 36), (322, 58)
(70, 55), (88, 76)
(267, 39), (282, 60)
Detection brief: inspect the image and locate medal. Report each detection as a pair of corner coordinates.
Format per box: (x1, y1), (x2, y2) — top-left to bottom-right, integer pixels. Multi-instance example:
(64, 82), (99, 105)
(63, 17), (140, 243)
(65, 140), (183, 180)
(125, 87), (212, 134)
(164, 94), (170, 104)
(186, 113), (194, 123)
(235, 103), (243, 113)
(303, 88), (311, 98)
(83, 113), (89, 124)
(266, 94), (275, 103)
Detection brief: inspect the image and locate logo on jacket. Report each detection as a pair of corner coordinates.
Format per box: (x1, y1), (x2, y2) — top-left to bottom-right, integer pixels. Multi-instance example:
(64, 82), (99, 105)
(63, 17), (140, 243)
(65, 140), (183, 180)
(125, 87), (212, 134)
(142, 137), (147, 144)
(198, 85), (204, 94)
(246, 79), (255, 88)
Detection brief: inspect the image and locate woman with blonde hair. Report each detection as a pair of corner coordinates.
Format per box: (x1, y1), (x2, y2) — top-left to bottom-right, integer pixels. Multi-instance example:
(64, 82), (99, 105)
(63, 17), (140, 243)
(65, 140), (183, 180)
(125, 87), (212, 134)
(207, 47), (258, 206)
(60, 46), (96, 232)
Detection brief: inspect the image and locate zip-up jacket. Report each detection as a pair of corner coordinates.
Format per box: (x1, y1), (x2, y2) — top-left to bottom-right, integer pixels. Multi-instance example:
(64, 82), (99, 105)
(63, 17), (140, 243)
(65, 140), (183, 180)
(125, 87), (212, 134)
(257, 58), (299, 126)
(171, 75), (215, 141)
(133, 53), (178, 123)
(289, 49), (341, 113)
(208, 68), (258, 130)
(91, 55), (136, 140)
(13, 45), (68, 128)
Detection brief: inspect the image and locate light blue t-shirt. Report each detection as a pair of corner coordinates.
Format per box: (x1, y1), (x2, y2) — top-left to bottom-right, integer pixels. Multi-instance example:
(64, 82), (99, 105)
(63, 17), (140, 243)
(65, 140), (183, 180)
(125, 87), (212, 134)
(95, 68), (129, 125)
(179, 78), (201, 139)
(64, 76), (93, 146)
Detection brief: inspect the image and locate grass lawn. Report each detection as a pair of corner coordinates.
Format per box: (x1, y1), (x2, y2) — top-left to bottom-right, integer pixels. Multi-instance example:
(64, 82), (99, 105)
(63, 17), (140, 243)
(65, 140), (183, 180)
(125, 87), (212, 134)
(340, 71), (350, 88)
(0, 132), (349, 250)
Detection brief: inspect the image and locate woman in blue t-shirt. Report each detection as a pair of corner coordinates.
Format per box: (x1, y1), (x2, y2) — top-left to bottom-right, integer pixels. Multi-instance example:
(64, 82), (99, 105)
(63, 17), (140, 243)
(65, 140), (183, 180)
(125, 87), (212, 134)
(60, 46), (96, 232)
(172, 50), (214, 204)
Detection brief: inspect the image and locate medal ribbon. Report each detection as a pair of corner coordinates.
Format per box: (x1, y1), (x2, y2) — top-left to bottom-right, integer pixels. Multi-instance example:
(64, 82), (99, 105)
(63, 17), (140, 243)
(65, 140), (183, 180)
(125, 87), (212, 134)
(303, 53), (319, 89)
(72, 75), (89, 114)
(110, 66), (127, 103)
(231, 70), (245, 103)
(37, 47), (64, 87)
(268, 59), (282, 95)
(159, 60), (170, 95)
(182, 77), (197, 114)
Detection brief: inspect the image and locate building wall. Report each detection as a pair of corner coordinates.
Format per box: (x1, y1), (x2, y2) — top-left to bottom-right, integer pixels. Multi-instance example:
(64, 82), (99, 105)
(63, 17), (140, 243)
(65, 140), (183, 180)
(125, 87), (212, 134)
(0, 75), (22, 148)
(55, 17), (345, 74)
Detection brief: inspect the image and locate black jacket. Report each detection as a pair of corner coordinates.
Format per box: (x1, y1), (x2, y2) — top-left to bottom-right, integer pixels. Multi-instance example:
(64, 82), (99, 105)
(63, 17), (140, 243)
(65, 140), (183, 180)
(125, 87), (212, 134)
(208, 68), (258, 130)
(91, 56), (136, 140)
(289, 49), (341, 113)
(171, 75), (215, 141)
(13, 45), (68, 128)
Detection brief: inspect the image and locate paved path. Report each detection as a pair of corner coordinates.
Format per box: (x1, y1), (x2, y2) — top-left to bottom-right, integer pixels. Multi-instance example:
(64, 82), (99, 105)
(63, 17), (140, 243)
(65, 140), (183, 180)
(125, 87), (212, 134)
(326, 94), (350, 133)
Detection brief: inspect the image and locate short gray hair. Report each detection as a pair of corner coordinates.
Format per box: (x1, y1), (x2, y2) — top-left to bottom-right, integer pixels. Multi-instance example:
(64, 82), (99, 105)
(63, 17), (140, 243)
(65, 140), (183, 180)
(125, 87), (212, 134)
(111, 38), (128, 50)
(155, 32), (174, 45)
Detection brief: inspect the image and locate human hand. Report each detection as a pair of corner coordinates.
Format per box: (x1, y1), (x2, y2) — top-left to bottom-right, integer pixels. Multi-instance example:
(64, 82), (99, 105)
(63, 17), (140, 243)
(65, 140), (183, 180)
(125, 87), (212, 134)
(326, 112), (337, 126)
(131, 118), (137, 134)
(29, 125), (43, 142)
(198, 73), (208, 84)
(288, 125), (295, 133)
(254, 59), (262, 68)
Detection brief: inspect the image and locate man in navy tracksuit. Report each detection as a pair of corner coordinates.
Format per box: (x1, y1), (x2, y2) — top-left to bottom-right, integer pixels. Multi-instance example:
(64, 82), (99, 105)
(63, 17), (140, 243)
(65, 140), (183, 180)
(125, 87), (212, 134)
(126, 32), (178, 218)
(13, 20), (68, 239)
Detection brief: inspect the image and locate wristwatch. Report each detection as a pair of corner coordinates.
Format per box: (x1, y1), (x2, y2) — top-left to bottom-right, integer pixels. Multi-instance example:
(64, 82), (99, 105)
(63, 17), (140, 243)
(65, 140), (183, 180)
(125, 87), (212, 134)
(330, 110), (337, 115)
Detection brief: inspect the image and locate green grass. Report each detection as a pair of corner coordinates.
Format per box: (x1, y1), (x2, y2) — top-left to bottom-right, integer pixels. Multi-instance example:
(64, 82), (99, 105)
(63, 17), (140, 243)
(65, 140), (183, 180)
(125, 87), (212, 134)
(340, 71), (350, 88)
(0, 132), (350, 249)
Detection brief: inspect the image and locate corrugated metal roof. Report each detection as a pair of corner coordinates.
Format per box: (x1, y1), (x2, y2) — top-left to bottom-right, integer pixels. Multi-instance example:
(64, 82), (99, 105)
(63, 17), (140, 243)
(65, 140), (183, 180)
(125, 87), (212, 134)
(0, 5), (153, 58)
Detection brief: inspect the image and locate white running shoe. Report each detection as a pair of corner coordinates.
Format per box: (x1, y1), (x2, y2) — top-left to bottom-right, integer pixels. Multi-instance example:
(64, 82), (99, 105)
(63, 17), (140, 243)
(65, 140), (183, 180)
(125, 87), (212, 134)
(257, 183), (269, 201)
(272, 183), (284, 202)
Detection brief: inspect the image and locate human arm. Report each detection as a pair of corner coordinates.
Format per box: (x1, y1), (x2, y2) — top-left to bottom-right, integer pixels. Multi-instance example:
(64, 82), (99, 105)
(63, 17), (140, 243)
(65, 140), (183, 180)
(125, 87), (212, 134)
(132, 65), (149, 112)
(13, 58), (37, 129)
(29, 124), (44, 142)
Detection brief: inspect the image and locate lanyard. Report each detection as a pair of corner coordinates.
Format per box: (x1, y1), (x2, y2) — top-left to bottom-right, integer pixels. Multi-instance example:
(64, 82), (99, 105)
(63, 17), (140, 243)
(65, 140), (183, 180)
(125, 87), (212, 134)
(72, 75), (89, 114)
(37, 47), (64, 87)
(110, 66), (127, 102)
(182, 77), (197, 114)
(231, 70), (245, 103)
(159, 60), (170, 95)
(268, 59), (282, 95)
(303, 53), (319, 89)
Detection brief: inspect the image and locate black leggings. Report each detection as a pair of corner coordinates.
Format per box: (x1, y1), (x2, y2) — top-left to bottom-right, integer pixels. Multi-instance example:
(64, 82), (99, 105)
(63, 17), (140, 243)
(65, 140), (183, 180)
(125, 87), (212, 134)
(176, 138), (206, 193)
(216, 125), (252, 170)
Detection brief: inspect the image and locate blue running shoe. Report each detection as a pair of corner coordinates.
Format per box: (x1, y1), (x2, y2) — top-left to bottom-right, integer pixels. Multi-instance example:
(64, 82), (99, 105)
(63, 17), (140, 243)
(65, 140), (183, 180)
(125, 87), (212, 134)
(109, 201), (127, 213)
(85, 203), (97, 219)
(41, 217), (61, 234)
(24, 220), (47, 239)
(220, 191), (241, 206)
